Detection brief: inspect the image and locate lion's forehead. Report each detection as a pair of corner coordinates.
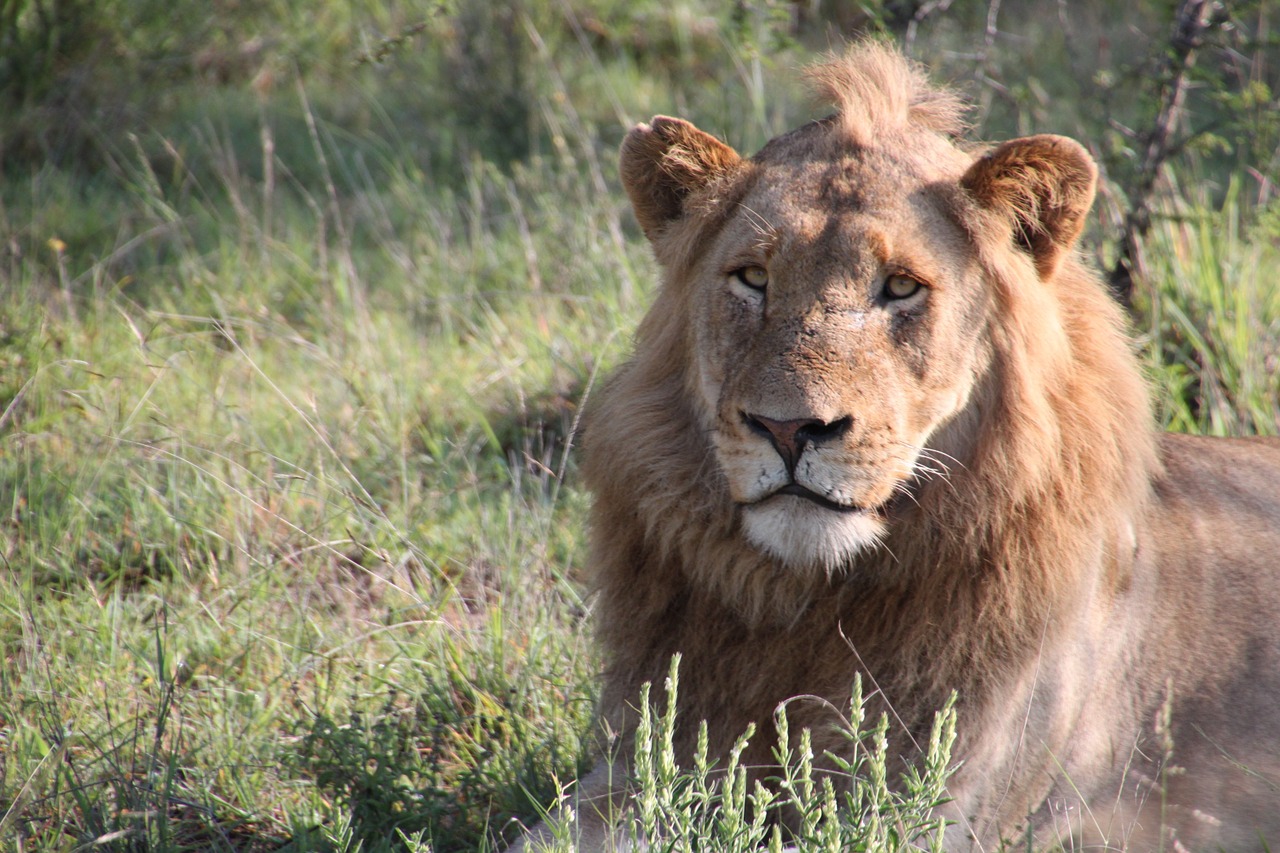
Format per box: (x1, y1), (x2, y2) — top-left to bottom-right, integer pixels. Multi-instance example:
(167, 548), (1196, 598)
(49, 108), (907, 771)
(734, 151), (964, 238)
(752, 130), (966, 185)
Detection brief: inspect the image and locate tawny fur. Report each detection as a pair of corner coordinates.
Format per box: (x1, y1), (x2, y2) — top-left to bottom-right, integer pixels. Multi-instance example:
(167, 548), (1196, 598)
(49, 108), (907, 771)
(512, 42), (1280, 852)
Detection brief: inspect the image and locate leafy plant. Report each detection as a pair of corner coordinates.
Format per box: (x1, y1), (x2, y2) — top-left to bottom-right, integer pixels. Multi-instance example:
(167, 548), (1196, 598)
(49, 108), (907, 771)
(534, 656), (957, 852)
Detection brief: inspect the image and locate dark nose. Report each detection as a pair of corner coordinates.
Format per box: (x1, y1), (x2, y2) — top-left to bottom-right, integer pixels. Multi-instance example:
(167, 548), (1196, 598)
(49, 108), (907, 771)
(741, 412), (852, 474)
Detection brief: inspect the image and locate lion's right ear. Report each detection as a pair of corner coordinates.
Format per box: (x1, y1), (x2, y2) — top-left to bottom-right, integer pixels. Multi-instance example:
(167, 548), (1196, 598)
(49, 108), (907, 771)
(620, 116), (742, 241)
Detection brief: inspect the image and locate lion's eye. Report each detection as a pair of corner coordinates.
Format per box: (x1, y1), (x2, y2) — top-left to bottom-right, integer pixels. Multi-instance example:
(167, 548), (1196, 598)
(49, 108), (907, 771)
(733, 266), (769, 291)
(883, 273), (922, 301)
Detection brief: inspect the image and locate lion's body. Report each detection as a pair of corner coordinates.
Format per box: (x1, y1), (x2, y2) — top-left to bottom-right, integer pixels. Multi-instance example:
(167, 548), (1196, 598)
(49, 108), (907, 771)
(512, 43), (1280, 851)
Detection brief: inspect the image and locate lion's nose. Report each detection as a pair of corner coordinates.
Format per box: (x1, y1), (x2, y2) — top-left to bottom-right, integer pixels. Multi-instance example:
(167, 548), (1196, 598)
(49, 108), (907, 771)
(741, 412), (852, 474)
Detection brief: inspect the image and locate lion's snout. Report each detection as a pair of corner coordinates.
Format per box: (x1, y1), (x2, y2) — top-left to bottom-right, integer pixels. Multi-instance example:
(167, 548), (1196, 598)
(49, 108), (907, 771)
(740, 411), (852, 475)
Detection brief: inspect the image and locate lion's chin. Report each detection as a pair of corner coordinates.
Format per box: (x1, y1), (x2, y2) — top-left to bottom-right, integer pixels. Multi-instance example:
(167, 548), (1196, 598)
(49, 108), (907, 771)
(741, 495), (886, 572)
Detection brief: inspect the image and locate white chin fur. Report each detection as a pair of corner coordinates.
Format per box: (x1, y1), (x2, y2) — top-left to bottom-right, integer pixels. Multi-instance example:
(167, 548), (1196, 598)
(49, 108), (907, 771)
(741, 496), (885, 571)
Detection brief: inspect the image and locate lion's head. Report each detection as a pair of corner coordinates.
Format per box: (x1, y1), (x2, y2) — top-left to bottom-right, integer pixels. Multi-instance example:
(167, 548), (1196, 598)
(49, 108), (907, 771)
(587, 42), (1154, 625)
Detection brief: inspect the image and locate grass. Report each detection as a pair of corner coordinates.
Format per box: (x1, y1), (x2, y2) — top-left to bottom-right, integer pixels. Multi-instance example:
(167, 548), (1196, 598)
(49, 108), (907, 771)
(2, 2), (1279, 851)
(1139, 179), (1280, 436)
(0, 95), (633, 849)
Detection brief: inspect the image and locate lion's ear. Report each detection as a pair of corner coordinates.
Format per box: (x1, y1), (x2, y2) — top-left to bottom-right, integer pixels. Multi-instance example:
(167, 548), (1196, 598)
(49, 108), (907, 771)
(961, 134), (1097, 279)
(620, 116), (742, 240)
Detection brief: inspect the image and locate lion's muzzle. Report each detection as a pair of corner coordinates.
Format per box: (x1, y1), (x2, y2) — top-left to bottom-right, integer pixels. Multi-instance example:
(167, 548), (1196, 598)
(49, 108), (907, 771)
(741, 411), (853, 476)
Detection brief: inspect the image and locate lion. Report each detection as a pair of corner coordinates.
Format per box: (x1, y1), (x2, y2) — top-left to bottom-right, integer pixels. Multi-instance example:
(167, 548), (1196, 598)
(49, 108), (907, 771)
(511, 42), (1280, 852)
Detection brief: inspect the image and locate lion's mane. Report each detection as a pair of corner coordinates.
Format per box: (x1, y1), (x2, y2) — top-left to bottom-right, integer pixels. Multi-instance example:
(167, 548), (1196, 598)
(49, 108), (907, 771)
(583, 44), (1156, 729)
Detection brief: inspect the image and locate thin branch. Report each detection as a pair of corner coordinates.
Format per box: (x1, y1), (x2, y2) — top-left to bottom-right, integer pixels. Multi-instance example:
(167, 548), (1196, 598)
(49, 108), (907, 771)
(1109, 0), (1218, 307)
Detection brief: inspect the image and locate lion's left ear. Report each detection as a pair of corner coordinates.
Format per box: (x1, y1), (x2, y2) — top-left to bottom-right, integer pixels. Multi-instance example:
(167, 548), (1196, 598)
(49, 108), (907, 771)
(961, 134), (1097, 280)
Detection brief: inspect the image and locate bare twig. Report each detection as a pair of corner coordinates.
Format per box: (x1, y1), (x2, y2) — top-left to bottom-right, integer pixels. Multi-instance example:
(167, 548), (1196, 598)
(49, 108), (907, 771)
(1109, 0), (1218, 307)
(903, 0), (956, 56)
(971, 0), (1003, 128)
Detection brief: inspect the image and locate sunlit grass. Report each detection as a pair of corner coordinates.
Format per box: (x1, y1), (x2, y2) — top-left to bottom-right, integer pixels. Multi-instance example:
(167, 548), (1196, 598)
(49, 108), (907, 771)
(1139, 184), (1280, 436)
(0, 92), (635, 849)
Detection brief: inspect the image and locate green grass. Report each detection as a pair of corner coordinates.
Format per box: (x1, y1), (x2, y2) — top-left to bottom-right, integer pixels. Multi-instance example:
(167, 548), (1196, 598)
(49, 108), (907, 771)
(2, 2), (1279, 851)
(0, 94), (635, 850)
(1139, 181), (1280, 436)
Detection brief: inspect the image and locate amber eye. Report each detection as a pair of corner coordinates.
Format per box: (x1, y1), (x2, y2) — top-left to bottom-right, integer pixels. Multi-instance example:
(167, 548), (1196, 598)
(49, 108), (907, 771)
(883, 273), (922, 301)
(733, 266), (769, 291)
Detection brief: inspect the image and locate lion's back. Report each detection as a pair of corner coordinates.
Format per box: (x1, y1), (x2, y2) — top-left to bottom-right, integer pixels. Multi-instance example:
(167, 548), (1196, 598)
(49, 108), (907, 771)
(1131, 432), (1280, 849)
(1154, 432), (1280, 567)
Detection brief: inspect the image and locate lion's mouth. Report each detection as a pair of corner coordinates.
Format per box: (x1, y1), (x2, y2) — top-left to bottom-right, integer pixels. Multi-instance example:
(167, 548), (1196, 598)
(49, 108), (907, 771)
(762, 480), (919, 518)
(770, 483), (867, 514)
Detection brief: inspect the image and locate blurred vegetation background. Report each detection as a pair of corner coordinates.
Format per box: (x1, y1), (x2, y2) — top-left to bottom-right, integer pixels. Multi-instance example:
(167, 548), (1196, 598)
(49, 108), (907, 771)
(3, 0), (1279, 305)
(1, 1), (1278, 851)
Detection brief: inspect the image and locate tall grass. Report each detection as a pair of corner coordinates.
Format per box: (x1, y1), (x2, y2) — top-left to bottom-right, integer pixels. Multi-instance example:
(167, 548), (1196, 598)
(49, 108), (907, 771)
(1139, 183), (1280, 436)
(2, 3), (1278, 852)
(1, 62), (638, 848)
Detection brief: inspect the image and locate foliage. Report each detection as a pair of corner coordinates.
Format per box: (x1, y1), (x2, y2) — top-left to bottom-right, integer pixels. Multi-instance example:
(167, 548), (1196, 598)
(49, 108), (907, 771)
(621, 656), (955, 852)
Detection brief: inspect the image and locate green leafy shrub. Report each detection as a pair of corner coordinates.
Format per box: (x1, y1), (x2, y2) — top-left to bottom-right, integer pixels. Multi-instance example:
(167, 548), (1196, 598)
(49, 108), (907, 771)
(530, 656), (957, 853)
